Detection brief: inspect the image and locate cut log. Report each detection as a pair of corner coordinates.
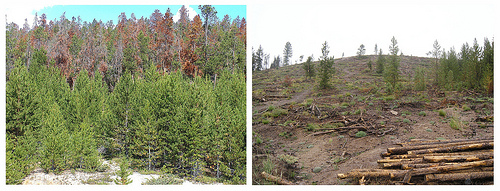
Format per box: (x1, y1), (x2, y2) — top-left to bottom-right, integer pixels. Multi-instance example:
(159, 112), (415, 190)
(407, 142), (493, 155)
(388, 150), (493, 159)
(390, 159), (493, 179)
(401, 162), (465, 169)
(380, 152), (391, 157)
(397, 138), (493, 147)
(423, 152), (493, 163)
(387, 140), (493, 154)
(338, 169), (400, 179)
(380, 158), (424, 169)
(377, 158), (421, 163)
(261, 172), (293, 185)
(425, 171), (494, 182)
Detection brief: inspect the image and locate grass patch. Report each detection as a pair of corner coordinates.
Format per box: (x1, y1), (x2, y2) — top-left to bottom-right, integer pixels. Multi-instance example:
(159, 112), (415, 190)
(262, 157), (275, 174)
(449, 115), (464, 130)
(403, 118), (411, 124)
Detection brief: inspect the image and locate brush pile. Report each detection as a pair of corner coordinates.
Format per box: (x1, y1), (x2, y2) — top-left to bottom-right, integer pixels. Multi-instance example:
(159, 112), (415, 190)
(338, 138), (494, 185)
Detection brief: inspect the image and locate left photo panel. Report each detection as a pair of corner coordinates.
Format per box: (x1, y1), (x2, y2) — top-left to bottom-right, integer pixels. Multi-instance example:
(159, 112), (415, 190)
(5, 4), (246, 185)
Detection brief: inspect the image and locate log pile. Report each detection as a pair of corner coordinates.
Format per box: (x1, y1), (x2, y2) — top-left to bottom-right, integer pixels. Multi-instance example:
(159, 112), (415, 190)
(338, 138), (494, 184)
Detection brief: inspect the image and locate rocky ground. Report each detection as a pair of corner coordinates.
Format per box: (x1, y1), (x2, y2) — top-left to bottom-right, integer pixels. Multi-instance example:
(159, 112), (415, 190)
(21, 159), (222, 185)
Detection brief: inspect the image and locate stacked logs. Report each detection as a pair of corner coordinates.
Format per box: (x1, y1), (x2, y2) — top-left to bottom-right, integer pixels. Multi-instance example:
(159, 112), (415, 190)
(338, 138), (494, 184)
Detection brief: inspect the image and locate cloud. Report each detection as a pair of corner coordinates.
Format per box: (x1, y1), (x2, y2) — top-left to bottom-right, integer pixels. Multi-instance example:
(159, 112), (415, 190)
(172, 5), (198, 22)
(4, 2), (55, 27)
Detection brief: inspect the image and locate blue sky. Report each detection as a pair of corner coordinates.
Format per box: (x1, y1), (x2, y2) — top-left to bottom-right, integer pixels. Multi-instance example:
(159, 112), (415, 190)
(5, 4), (246, 26)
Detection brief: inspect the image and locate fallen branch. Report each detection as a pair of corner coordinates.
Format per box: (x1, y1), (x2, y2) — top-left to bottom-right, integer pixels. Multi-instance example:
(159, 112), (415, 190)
(261, 172), (293, 185)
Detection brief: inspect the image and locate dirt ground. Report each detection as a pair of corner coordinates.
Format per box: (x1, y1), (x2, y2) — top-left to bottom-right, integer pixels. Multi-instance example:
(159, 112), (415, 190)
(252, 55), (494, 185)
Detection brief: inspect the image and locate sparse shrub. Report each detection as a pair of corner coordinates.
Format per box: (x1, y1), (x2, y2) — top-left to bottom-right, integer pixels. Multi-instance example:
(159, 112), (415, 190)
(268, 105), (275, 111)
(403, 119), (411, 124)
(313, 166), (322, 173)
(262, 118), (270, 124)
(263, 108), (288, 118)
(462, 105), (471, 111)
(305, 98), (314, 107)
(354, 109), (361, 115)
(418, 111), (427, 116)
(383, 95), (395, 101)
(306, 123), (319, 131)
(355, 131), (367, 138)
(255, 137), (263, 144)
(278, 154), (298, 165)
(368, 102), (374, 106)
(438, 110), (446, 117)
(426, 128), (433, 132)
(283, 75), (293, 87)
(142, 174), (183, 185)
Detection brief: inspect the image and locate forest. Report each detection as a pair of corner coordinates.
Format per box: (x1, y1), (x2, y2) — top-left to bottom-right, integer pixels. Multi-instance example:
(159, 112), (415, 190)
(6, 5), (246, 184)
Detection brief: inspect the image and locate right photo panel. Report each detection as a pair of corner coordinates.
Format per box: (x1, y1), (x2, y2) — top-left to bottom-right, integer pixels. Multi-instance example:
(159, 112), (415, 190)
(251, 0), (495, 185)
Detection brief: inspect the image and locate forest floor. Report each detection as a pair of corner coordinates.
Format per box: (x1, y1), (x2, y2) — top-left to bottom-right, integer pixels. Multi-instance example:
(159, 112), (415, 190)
(21, 159), (222, 185)
(252, 55), (494, 185)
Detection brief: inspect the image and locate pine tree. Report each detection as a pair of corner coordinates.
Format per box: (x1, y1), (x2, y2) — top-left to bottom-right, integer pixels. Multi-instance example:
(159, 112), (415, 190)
(303, 55), (315, 80)
(376, 50), (385, 74)
(114, 158), (133, 185)
(384, 36), (400, 94)
(110, 71), (137, 157)
(357, 44), (366, 58)
(318, 41), (334, 89)
(413, 67), (427, 91)
(40, 103), (71, 174)
(283, 41), (293, 66)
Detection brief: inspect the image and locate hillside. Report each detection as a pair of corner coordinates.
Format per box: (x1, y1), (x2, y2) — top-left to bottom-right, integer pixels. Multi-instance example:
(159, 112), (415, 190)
(252, 55), (493, 185)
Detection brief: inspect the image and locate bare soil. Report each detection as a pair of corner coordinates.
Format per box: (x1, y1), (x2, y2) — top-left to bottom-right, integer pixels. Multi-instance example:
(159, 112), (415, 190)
(252, 55), (493, 185)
